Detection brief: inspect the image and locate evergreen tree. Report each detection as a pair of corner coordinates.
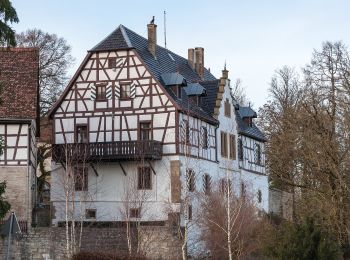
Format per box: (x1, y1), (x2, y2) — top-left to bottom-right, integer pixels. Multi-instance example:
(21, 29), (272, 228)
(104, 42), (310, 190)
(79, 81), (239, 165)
(0, 181), (10, 219)
(263, 217), (340, 259)
(0, 0), (19, 46)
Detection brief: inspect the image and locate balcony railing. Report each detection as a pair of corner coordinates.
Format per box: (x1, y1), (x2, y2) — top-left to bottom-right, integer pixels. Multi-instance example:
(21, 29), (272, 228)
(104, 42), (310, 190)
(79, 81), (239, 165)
(52, 140), (162, 162)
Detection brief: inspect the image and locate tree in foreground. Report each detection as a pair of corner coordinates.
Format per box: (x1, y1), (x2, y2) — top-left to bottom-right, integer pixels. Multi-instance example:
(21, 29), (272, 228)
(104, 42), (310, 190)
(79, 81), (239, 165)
(16, 29), (74, 114)
(0, 0), (18, 46)
(197, 181), (260, 259)
(0, 181), (11, 219)
(259, 41), (350, 255)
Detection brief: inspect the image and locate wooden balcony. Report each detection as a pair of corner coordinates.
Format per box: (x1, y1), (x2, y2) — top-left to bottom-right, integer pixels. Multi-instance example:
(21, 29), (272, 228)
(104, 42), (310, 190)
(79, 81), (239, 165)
(52, 140), (162, 162)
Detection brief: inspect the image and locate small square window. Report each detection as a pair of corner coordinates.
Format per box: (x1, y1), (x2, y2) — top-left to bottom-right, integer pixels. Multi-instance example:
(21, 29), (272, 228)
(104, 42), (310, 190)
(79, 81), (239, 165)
(130, 208), (140, 218)
(138, 166), (151, 190)
(86, 209), (96, 219)
(108, 58), (116, 68)
(121, 84), (131, 99)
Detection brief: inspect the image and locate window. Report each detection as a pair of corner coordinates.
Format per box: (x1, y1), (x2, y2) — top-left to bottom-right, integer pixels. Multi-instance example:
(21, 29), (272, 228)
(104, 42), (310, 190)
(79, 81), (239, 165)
(229, 134), (236, 160)
(130, 208), (140, 218)
(221, 131), (228, 157)
(243, 117), (253, 127)
(96, 85), (106, 100)
(74, 166), (88, 191)
(203, 174), (211, 194)
(139, 122), (151, 141)
(85, 209), (96, 219)
(170, 85), (182, 98)
(75, 125), (88, 143)
(238, 139), (244, 160)
(255, 143), (262, 165)
(224, 98), (231, 117)
(241, 182), (246, 198)
(138, 166), (151, 190)
(184, 120), (190, 144)
(257, 190), (262, 203)
(121, 84), (131, 99)
(188, 205), (192, 220)
(220, 178), (232, 194)
(201, 127), (208, 149)
(186, 169), (195, 192)
(108, 58), (116, 68)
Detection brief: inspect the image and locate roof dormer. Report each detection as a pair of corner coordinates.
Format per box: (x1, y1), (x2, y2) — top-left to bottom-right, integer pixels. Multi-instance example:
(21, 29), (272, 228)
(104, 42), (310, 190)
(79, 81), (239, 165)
(160, 72), (187, 99)
(238, 106), (257, 127)
(184, 83), (206, 106)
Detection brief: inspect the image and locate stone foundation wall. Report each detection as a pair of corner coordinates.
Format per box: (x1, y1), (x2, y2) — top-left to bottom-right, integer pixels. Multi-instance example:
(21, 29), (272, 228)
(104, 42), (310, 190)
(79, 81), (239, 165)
(0, 226), (182, 260)
(0, 166), (30, 221)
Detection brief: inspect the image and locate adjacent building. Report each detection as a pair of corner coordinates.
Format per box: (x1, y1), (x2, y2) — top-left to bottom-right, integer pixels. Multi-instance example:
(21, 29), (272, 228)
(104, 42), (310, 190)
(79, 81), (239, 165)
(48, 22), (268, 226)
(0, 48), (39, 223)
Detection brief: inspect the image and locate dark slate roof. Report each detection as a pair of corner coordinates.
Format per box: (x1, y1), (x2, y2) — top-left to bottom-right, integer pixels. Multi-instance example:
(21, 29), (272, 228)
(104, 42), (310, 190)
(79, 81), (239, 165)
(235, 106), (266, 142)
(238, 106), (257, 118)
(160, 72), (186, 86)
(90, 24), (218, 123)
(200, 80), (220, 116)
(184, 83), (206, 96)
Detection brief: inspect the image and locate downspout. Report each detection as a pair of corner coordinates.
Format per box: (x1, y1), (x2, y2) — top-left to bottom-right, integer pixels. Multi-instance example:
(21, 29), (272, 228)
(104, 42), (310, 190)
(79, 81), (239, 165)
(27, 124), (31, 226)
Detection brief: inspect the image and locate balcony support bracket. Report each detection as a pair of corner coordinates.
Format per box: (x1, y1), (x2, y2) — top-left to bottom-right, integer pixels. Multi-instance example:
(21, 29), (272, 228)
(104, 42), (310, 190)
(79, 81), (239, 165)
(148, 161), (156, 175)
(90, 163), (99, 177)
(119, 162), (127, 176)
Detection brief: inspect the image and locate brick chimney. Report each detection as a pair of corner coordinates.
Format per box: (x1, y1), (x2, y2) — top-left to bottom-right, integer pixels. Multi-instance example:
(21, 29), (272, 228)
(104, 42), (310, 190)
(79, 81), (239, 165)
(195, 47), (204, 78)
(188, 48), (195, 69)
(147, 23), (157, 57)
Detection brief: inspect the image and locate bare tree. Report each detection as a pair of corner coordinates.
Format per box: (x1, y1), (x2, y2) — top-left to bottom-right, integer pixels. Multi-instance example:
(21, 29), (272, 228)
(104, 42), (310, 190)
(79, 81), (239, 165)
(197, 180), (259, 259)
(16, 29), (74, 114)
(231, 78), (251, 107)
(259, 42), (350, 254)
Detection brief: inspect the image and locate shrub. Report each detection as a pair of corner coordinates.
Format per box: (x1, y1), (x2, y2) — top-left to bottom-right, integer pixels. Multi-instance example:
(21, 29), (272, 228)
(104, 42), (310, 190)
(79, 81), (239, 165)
(262, 217), (341, 260)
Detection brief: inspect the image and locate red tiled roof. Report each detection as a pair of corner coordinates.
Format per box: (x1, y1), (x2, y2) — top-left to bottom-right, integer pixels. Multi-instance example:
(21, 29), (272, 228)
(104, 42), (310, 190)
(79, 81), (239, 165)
(0, 47), (39, 120)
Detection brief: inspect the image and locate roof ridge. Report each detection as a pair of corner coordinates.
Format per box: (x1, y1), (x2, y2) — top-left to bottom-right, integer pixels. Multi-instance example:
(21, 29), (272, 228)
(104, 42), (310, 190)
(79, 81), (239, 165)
(90, 24), (131, 52)
(120, 24), (133, 48)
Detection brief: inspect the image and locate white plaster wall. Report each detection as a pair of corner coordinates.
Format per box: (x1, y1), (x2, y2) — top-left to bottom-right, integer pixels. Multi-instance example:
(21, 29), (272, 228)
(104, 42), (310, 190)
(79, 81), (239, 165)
(51, 155), (180, 225)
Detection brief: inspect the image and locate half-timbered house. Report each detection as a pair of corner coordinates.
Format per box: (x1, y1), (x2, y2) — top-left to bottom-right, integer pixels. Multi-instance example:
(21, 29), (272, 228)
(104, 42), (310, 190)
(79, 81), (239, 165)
(236, 105), (268, 211)
(48, 22), (268, 225)
(0, 48), (39, 223)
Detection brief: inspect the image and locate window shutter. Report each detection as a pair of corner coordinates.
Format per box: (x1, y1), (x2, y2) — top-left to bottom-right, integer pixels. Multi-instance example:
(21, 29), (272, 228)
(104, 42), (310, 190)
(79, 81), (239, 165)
(106, 85), (113, 99)
(90, 85), (96, 100)
(115, 85), (120, 99)
(130, 84), (136, 98)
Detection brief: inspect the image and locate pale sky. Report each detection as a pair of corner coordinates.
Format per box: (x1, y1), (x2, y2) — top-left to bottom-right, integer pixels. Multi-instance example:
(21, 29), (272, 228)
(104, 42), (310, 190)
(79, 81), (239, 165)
(12, 0), (350, 109)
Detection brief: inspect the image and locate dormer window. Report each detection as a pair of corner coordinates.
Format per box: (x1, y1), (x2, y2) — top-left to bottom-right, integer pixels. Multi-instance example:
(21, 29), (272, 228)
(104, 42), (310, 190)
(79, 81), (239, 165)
(243, 117), (253, 127)
(170, 85), (182, 98)
(224, 98), (231, 117)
